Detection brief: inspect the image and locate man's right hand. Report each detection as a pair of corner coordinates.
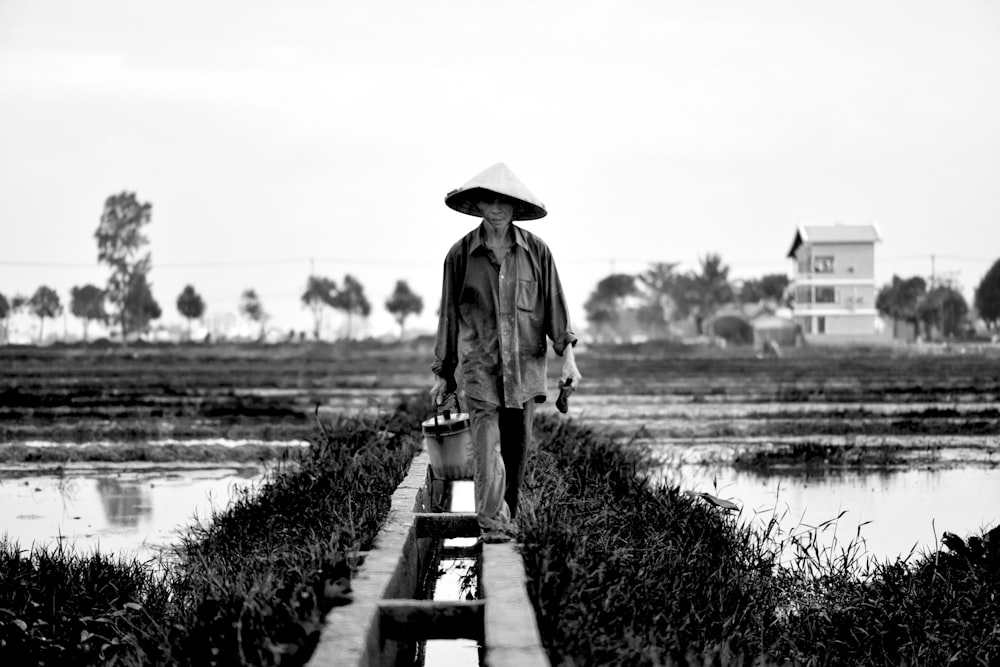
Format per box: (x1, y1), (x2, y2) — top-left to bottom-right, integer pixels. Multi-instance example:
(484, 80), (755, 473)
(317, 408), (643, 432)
(429, 376), (449, 407)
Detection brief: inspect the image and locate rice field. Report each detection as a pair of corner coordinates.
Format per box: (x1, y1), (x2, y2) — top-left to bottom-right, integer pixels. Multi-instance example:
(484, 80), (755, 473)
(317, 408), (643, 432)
(2, 339), (999, 665)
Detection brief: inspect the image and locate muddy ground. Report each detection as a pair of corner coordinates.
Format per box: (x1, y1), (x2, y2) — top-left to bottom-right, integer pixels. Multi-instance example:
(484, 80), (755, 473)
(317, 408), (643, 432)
(1, 340), (998, 467)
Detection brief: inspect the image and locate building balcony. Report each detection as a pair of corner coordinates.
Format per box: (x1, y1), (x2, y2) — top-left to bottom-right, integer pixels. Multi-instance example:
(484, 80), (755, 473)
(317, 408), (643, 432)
(792, 305), (878, 317)
(791, 275), (876, 286)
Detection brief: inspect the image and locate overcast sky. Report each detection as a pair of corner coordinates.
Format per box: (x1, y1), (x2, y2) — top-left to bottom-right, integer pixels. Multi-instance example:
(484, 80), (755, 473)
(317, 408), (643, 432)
(2, 0), (998, 339)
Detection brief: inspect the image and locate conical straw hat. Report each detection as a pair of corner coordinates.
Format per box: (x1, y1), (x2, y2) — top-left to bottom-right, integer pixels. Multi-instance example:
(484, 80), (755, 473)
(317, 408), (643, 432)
(444, 162), (547, 221)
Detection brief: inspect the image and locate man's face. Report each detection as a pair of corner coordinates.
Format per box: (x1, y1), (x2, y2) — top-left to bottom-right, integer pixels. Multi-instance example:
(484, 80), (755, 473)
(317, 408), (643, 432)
(476, 196), (514, 228)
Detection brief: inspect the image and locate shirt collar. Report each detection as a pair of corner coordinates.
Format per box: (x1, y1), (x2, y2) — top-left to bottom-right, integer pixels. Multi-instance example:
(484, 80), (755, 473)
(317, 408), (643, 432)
(470, 221), (528, 254)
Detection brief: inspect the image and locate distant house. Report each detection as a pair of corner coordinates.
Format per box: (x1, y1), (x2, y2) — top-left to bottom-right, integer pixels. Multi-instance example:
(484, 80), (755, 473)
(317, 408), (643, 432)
(706, 303), (803, 348)
(751, 314), (803, 349)
(786, 223), (882, 337)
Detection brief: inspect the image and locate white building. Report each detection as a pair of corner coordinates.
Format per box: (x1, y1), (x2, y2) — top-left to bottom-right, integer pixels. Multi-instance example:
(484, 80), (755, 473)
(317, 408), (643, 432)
(786, 223), (882, 337)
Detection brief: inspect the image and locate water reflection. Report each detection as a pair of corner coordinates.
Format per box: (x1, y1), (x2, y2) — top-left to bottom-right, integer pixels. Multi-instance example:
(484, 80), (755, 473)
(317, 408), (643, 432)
(422, 481), (480, 667)
(660, 464), (1000, 565)
(0, 466), (262, 560)
(96, 476), (153, 528)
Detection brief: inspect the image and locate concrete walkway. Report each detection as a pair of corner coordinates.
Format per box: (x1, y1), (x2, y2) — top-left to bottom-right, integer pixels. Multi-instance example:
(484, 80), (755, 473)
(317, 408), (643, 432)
(307, 451), (549, 667)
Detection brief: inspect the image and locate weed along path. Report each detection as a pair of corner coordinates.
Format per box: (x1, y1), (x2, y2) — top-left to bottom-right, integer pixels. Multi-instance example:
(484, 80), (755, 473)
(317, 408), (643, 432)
(518, 401), (1000, 664)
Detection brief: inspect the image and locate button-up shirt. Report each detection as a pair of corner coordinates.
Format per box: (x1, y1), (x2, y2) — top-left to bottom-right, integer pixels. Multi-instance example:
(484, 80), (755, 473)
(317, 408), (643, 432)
(433, 222), (577, 408)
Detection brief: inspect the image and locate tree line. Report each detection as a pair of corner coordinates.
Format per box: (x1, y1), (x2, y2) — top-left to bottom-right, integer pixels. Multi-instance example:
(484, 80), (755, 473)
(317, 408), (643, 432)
(875, 269), (1000, 339)
(583, 254), (792, 342)
(4, 192), (1000, 345)
(0, 192), (425, 344)
(582, 253), (1000, 343)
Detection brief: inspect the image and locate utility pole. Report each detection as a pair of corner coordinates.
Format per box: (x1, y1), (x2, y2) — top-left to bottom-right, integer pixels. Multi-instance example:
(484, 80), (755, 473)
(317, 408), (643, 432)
(930, 254), (936, 287)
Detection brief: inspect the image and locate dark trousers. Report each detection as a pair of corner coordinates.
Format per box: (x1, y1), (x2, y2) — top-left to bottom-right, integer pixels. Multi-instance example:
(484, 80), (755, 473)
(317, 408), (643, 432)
(466, 397), (536, 529)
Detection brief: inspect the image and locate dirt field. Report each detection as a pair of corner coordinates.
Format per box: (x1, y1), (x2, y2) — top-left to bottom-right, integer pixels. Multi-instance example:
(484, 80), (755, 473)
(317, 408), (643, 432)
(1, 341), (998, 467)
(573, 346), (1000, 467)
(0, 341), (428, 443)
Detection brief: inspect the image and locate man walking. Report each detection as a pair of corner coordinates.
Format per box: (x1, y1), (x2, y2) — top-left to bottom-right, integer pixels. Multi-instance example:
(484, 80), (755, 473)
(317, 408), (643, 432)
(430, 162), (581, 543)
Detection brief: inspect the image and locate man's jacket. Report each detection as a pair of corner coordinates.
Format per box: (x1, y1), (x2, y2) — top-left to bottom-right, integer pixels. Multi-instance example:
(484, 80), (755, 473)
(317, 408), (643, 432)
(433, 222), (577, 408)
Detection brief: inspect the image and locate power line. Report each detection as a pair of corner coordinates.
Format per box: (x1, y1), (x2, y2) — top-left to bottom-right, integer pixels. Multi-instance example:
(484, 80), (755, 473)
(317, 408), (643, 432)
(158, 259), (306, 268)
(880, 254), (994, 263)
(0, 257), (433, 269)
(931, 254), (996, 263)
(2, 253), (994, 271)
(0, 260), (97, 268)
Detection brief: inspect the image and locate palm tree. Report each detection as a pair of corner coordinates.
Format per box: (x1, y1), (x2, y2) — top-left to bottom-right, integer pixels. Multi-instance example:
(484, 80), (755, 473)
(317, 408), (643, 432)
(689, 254), (734, 333)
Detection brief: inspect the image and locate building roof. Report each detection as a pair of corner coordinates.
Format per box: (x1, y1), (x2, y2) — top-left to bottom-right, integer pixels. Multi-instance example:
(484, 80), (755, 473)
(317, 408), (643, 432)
(711, 302), (775, 321)
(752, 315), (799, 331)
(786, 223), (882, 258)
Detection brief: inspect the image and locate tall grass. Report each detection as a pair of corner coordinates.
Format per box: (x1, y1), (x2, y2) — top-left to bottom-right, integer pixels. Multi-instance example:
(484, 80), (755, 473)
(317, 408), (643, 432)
(0, 396), (430, 666)
(0, 538), (171, 665)
(520, 416), (1000, 665)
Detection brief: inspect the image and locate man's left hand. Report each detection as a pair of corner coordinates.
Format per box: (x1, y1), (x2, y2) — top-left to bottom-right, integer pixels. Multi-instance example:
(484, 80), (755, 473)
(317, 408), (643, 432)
(559, 343), (582, 388)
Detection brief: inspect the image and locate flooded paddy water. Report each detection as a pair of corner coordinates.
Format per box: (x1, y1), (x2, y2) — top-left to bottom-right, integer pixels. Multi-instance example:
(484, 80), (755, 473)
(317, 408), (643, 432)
(5, 351), (982, 567)
(0, 463), (266, 561)
(662, 463), (1000, 564)
(566, 383), (1000, 566)
(7, 459), (959, 568)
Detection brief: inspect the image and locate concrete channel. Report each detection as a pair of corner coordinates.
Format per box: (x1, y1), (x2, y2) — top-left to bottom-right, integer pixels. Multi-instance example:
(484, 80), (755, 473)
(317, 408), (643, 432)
(307, 451), (549, 667)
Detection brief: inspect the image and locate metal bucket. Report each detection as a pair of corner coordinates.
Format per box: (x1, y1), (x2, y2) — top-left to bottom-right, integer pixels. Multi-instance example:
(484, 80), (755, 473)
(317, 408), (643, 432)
(421, 409), (474, 480)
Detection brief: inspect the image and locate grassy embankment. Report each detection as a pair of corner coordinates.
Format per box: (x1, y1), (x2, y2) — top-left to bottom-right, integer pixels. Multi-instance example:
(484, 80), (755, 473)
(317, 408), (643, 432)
(0, 396), (427, 666)
(521, 415), (1000, 666)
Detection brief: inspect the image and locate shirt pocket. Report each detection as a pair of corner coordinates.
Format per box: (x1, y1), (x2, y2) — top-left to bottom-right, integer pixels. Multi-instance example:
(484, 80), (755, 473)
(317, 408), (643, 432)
(516, 279), (538, 312)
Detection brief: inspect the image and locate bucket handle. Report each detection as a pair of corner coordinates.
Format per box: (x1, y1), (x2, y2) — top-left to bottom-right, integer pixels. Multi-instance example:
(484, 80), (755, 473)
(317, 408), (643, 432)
(432, 392), (460, 442)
